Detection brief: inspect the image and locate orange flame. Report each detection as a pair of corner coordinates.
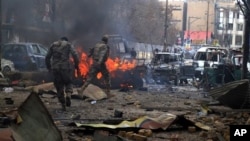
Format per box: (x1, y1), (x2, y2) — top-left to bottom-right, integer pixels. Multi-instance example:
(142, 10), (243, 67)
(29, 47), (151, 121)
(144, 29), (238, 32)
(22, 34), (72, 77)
(75, 47), (137, 79)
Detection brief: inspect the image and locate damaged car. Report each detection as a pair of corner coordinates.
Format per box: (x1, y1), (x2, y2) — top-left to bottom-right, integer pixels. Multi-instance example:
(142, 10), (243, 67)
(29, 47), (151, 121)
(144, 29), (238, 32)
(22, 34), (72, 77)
(192, 46), (229, 80)
(1, 42), (48, 71)
(150, 52), (182, 85)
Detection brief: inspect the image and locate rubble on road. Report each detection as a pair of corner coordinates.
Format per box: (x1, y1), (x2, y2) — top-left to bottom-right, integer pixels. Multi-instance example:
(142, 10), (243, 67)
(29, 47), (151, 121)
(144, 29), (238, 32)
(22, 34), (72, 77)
(77, 84), (108, 100)
(1, 80), (250, 141)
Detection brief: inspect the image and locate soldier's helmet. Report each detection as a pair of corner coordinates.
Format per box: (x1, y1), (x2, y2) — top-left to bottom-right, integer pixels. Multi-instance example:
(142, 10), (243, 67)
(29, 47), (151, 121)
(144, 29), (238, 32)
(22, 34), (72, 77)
(60, 36), (68, 41)
(102, 34), (109, 43)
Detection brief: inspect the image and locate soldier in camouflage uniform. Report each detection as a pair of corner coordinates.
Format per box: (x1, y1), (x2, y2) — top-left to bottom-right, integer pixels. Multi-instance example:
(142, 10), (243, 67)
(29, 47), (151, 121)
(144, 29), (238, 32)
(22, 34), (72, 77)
(78, 35), (114, 98)
(45, 37), (80, 111)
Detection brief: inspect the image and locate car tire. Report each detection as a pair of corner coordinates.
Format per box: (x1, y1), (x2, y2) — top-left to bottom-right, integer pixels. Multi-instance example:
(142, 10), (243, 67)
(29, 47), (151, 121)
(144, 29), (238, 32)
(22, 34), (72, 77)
(2, 66), (11, 75)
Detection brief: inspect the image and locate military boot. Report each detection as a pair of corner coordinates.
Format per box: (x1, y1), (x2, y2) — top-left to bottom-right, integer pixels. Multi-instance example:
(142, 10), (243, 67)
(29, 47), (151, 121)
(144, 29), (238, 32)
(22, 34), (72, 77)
(66, 94), (71, 107)
(65, 92), (71, 107)
(58, 96), (66, 111)
(61, 103), (66, 111)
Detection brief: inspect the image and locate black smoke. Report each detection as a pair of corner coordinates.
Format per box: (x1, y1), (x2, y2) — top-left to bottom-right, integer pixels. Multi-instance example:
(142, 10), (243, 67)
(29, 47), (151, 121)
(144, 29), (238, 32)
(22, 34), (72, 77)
(2, 0), (164, 47)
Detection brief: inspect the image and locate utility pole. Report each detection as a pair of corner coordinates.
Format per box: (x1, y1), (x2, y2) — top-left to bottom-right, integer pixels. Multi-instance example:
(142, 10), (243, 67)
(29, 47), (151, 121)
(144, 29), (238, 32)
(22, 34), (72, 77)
(188, 16), (200, 38)
(163, 0), (168, 52)
(205, 0), (210, 44)
(237, 0), (250, 79)
(0, 0), (2, 72)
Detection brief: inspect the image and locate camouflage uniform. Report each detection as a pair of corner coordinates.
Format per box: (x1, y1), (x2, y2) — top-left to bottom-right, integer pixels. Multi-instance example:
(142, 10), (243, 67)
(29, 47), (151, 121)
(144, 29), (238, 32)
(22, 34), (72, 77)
(45, 37), (79, 111)
(79, 35), (112, 97)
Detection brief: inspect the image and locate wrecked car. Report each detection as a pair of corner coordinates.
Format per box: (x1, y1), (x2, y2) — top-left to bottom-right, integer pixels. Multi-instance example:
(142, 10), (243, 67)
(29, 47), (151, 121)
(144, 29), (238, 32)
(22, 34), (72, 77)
(91, 56), (147, 90)
(192, 46), (229, 80)
(197, 52), (250, 90)
(150, 52), (182, 85)
(1, 42), (48, 71)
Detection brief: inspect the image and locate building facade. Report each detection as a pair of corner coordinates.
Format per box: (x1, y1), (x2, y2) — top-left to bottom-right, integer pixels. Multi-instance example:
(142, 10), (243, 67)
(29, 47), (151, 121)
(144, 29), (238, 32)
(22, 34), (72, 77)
(168, 0), (243, 48)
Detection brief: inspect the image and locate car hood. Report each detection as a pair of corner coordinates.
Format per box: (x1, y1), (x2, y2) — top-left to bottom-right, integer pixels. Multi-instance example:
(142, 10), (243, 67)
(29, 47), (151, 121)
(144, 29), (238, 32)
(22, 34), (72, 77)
(1, 58), (13, 64)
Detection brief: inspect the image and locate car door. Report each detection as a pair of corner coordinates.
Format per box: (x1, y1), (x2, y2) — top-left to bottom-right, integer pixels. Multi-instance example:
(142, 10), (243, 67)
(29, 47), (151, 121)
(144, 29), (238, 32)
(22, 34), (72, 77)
(2, 44), (28, 71)
(30, 44), (47, 70)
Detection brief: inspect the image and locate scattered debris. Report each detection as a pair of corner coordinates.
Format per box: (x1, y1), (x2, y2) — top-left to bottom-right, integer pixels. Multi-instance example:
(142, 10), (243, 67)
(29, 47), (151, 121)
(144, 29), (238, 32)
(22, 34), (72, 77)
(78, 84), (108, 100)
(0, 92), (63, 141)
(209, 79), (250, 109)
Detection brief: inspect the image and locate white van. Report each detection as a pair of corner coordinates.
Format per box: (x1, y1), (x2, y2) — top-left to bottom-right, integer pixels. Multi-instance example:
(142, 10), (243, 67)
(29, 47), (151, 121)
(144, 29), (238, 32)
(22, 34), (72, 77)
(192, 46), (229, 79)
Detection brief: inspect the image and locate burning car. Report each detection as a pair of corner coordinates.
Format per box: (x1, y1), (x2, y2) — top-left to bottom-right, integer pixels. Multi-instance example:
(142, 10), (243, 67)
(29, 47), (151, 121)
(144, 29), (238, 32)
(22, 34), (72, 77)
(73, 34), (150, 90)
(77, 57), (146, 90)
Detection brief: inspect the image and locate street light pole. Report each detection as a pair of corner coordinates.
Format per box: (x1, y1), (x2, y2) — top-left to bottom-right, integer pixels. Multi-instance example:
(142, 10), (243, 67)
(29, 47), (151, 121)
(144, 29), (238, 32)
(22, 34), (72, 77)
(163, 0), (168, 52)
(0, 0), (2, 72)
(188, 17), (191, 39)
(206, 0), (210, 44)
(187, 16), (200, 42)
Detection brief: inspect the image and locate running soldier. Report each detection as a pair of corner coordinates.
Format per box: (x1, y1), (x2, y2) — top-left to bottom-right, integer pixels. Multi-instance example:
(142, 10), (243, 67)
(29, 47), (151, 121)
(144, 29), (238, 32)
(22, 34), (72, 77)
(45, 37), (80, 111)
(78, 34), (114, 98)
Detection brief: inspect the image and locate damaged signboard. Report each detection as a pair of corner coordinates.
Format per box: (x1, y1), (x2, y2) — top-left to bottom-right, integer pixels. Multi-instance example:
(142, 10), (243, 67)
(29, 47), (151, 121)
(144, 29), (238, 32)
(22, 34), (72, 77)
(209, 79), (250, 109)
(0, 92), (62, 141)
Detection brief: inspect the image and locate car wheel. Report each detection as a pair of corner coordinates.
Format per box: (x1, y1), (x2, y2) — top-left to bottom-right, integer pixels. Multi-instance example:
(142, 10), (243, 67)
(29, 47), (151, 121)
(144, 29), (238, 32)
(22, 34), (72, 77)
(2, 66), (11, 75)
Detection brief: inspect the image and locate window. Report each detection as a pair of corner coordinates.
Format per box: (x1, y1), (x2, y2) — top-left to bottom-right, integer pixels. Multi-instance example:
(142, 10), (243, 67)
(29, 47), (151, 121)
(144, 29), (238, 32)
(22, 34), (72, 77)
(38, 45), (48, 56)
(2, 45), (14, 58)
(227, 23), (233, 30)
(31, 45), (40, 54)
(235, 35), (242, 45)
(236, 12), (239, 19)
(228, 11), (234, 23)
(218, 22), (224, 30)
(218, 10), (224, 30)
(237, 24), (243, 31)
(195, 52), (206, 61)
(225, 34), (232, 45)
(16, 45), (26, 54)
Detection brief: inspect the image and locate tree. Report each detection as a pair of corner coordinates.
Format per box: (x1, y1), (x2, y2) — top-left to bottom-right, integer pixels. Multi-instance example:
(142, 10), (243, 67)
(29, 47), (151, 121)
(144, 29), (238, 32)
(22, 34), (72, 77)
(110, 0), (178, 45)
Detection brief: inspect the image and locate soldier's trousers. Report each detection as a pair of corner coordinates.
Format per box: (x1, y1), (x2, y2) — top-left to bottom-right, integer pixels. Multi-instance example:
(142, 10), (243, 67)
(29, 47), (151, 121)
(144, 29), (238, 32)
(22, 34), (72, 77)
(81, 63), (110, 92)
(52, 69), (73, 105)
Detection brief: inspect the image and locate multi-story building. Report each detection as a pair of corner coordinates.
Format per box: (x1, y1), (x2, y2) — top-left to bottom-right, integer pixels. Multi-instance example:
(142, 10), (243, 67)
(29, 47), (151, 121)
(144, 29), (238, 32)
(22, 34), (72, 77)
(1, 0), (57, 44)
(168, 0), (243, 48)
(215, 0), (244, 48)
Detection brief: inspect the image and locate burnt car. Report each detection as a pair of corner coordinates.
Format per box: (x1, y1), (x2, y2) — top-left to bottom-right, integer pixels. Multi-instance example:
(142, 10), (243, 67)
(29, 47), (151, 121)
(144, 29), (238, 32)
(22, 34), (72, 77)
(1, 42), (48, 71)
(150, 52), (182, 85)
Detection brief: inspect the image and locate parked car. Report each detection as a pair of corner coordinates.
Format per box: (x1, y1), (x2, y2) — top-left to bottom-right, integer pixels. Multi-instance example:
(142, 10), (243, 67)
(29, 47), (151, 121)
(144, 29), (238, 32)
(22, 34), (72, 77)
(1, 58), (16, 75)
(1, 42), (48, 71)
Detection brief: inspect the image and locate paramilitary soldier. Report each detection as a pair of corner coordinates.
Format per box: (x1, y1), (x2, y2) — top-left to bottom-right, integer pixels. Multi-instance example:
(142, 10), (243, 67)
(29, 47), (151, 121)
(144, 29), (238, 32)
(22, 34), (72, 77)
(45, 37), (80, 111)
(78, 34), (114, 98)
